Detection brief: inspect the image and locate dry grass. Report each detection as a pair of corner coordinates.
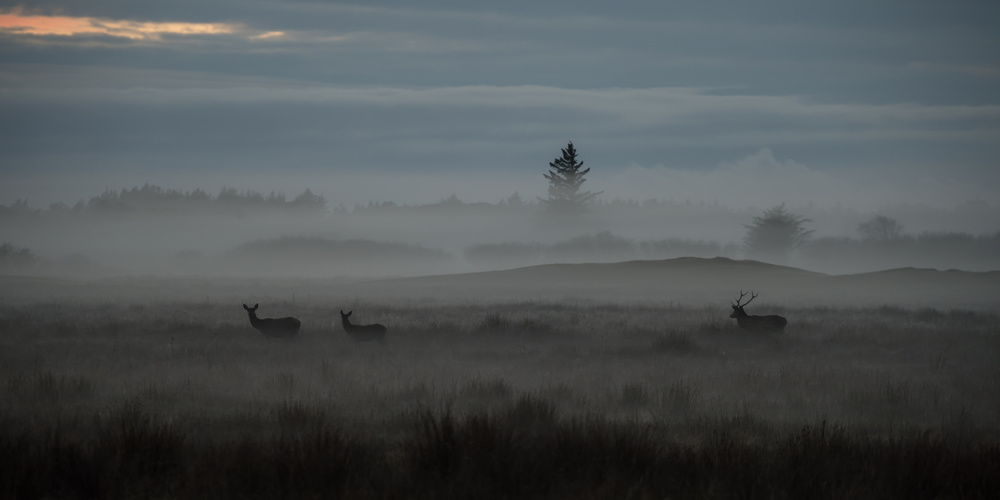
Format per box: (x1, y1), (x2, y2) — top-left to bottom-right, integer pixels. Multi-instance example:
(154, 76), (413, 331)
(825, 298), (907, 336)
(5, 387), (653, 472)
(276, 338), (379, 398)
(1, 296), (999, 498)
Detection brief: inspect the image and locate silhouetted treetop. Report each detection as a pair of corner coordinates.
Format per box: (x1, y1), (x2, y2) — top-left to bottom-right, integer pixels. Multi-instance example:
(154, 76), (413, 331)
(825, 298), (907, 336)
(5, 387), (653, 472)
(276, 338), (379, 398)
(0, 199), (36, 217)
(541, 142), (602, 212)
(291, 188), (327, 211)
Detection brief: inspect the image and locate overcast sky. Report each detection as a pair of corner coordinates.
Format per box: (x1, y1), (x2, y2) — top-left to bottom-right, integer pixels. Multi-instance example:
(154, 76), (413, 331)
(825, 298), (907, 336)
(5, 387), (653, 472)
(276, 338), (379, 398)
(2, 1), (999, 210)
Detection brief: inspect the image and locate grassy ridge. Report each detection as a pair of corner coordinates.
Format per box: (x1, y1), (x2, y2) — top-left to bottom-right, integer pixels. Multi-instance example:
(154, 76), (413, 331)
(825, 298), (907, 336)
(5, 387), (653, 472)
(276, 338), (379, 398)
(2, 298), (999, 498)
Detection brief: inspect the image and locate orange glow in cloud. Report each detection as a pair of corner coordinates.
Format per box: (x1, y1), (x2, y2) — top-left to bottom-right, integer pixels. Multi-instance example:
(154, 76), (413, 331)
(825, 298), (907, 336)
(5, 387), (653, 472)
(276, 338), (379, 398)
(0, 11), (237, 40)
(252, 31), (285, 40)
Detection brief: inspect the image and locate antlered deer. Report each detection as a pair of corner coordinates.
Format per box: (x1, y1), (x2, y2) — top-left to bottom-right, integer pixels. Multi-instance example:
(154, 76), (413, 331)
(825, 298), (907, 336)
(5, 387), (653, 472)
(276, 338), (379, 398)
(242, 303), (301, 338)
(729, 291), (787, 333)
(340, 310), (387, 343)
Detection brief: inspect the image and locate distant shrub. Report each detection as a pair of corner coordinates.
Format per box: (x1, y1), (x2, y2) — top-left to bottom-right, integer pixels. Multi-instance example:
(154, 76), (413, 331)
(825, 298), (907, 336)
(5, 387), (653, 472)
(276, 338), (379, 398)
(857, 215), (905, 241)
(0, 243), (38, 270)
(743, 203), (813, 263)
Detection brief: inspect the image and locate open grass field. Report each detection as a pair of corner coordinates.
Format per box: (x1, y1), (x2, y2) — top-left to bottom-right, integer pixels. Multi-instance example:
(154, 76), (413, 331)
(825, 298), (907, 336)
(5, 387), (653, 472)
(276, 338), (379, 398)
(2, 261), (999, 498)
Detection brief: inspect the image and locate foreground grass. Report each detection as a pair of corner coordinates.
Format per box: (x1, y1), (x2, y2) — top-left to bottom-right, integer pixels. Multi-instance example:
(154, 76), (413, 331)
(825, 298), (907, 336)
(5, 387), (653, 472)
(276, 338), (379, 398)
(3, 401), (999, 499)
(1, 298), (998, 497)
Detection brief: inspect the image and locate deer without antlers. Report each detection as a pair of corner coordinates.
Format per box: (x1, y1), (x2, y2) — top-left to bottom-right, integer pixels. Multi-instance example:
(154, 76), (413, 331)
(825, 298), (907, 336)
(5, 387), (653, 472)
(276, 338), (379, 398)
(729, 290), (787, 333)
(242, 303), (301, 339)
(340, 310), (387, 344)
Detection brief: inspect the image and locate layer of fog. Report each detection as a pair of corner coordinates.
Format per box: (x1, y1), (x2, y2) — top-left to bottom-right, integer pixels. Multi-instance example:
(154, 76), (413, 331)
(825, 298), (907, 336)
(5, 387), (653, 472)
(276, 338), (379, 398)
(3, 203), (998, 281)
(2, 148), (998, 279)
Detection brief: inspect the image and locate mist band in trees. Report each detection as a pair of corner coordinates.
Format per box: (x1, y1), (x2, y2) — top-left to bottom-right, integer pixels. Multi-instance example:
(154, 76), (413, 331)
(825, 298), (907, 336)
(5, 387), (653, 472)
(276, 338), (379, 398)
(742, 203), (814, 264)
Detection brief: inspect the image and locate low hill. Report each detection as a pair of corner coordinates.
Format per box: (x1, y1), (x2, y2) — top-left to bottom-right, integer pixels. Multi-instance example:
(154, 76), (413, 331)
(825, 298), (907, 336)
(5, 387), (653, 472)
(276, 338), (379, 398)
(356, 257), (1000, 309)
(2, 257), (997, 310)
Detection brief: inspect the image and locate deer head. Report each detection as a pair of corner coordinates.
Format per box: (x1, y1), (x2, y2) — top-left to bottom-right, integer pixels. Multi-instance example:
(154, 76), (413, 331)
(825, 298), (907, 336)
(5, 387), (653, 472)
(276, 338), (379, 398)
(730, 290), (758, 317)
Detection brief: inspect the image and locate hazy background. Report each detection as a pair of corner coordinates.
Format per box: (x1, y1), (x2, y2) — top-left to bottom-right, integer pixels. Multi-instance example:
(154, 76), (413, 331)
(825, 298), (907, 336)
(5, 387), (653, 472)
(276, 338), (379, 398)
(2, 1), (999, 277)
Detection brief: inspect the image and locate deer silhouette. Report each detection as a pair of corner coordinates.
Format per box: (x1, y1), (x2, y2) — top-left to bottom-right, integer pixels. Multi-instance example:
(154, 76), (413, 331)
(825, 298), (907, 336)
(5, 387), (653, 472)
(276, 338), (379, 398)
(242, 303), (300, 338)
(340, 310), (387, 343)
(729, 291), (787, 333)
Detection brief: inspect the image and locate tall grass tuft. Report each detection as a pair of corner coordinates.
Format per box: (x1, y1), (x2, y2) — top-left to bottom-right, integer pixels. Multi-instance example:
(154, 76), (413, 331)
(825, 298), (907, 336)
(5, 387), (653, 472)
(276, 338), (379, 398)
(502, 394), (558, 430)
(461, 377), (513, 400)
(7, 371), (95, 403)
(660, 379), (701, 414)
(651, 330), (700, 353)
(477, 311), (511, 332)
(619, 382), (649, 407)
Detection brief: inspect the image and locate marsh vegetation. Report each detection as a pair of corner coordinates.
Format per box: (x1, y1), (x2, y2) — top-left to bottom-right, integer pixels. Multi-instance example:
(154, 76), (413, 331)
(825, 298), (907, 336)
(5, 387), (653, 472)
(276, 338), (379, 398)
(2, 281), (998, 498)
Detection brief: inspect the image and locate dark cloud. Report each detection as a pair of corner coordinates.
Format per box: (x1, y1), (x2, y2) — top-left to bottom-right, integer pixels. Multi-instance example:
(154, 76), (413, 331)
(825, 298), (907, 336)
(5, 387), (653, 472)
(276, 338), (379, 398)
(1, 1), (998, 208)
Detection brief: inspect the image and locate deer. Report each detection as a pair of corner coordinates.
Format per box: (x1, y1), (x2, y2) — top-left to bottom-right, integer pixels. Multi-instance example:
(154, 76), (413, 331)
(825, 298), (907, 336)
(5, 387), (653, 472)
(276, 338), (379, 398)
(242, 303), (301, 339)
(729, 290), (787, 333)
(340, 310), (387, 343)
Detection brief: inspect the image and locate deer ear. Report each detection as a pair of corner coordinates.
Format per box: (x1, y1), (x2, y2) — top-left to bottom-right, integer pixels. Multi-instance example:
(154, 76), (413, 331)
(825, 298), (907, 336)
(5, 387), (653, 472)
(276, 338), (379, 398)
(253, 303), (259, 309)
(243, 304), (249, 310)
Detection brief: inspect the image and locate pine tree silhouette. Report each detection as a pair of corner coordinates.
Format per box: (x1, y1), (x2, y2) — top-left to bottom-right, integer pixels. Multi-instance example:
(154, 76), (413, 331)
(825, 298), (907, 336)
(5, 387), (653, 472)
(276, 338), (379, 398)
(541, 142), (601, 212)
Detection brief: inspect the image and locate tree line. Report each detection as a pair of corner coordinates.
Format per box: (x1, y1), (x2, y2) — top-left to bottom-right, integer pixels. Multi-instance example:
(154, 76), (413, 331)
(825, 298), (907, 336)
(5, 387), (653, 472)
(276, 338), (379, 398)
(0, 184), (327, 216)
(2, 141), (997, 272)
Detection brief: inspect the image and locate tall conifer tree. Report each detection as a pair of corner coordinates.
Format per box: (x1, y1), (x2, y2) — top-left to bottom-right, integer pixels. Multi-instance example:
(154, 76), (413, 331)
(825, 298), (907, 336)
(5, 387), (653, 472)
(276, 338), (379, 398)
(541, 142), (601, 212)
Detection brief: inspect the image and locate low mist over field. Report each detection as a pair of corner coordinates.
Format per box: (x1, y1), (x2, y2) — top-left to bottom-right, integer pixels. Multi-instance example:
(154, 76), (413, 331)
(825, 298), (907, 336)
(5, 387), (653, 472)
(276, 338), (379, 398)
(2, 183), (999, 278)
(2, 274), (999, 497)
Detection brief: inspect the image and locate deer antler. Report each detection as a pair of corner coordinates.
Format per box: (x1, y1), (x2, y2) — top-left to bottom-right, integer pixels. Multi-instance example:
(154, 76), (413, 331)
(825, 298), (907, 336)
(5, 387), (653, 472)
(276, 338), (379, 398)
(732, 290), (758, 308)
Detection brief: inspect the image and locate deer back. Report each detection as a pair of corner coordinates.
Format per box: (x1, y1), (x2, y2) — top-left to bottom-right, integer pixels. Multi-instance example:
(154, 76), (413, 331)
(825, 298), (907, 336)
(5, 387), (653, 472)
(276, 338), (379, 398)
(341, 310), (387, 343)
(734, 312), (787, 333)
(244, 303), (300, 338)
(256, 316), (302, 338)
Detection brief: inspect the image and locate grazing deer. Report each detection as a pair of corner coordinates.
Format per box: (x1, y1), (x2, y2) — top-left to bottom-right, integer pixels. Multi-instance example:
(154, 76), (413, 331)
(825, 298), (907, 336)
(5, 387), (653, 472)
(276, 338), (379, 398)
(340, 310), (387, 343)
(729, 290), (787, 333)
(242, 303), (301, 338)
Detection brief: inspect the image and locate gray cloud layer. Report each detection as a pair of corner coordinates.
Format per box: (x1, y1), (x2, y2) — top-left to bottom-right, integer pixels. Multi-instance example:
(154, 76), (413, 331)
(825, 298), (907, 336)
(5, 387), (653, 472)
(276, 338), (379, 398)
(2, 1), (999, 209)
